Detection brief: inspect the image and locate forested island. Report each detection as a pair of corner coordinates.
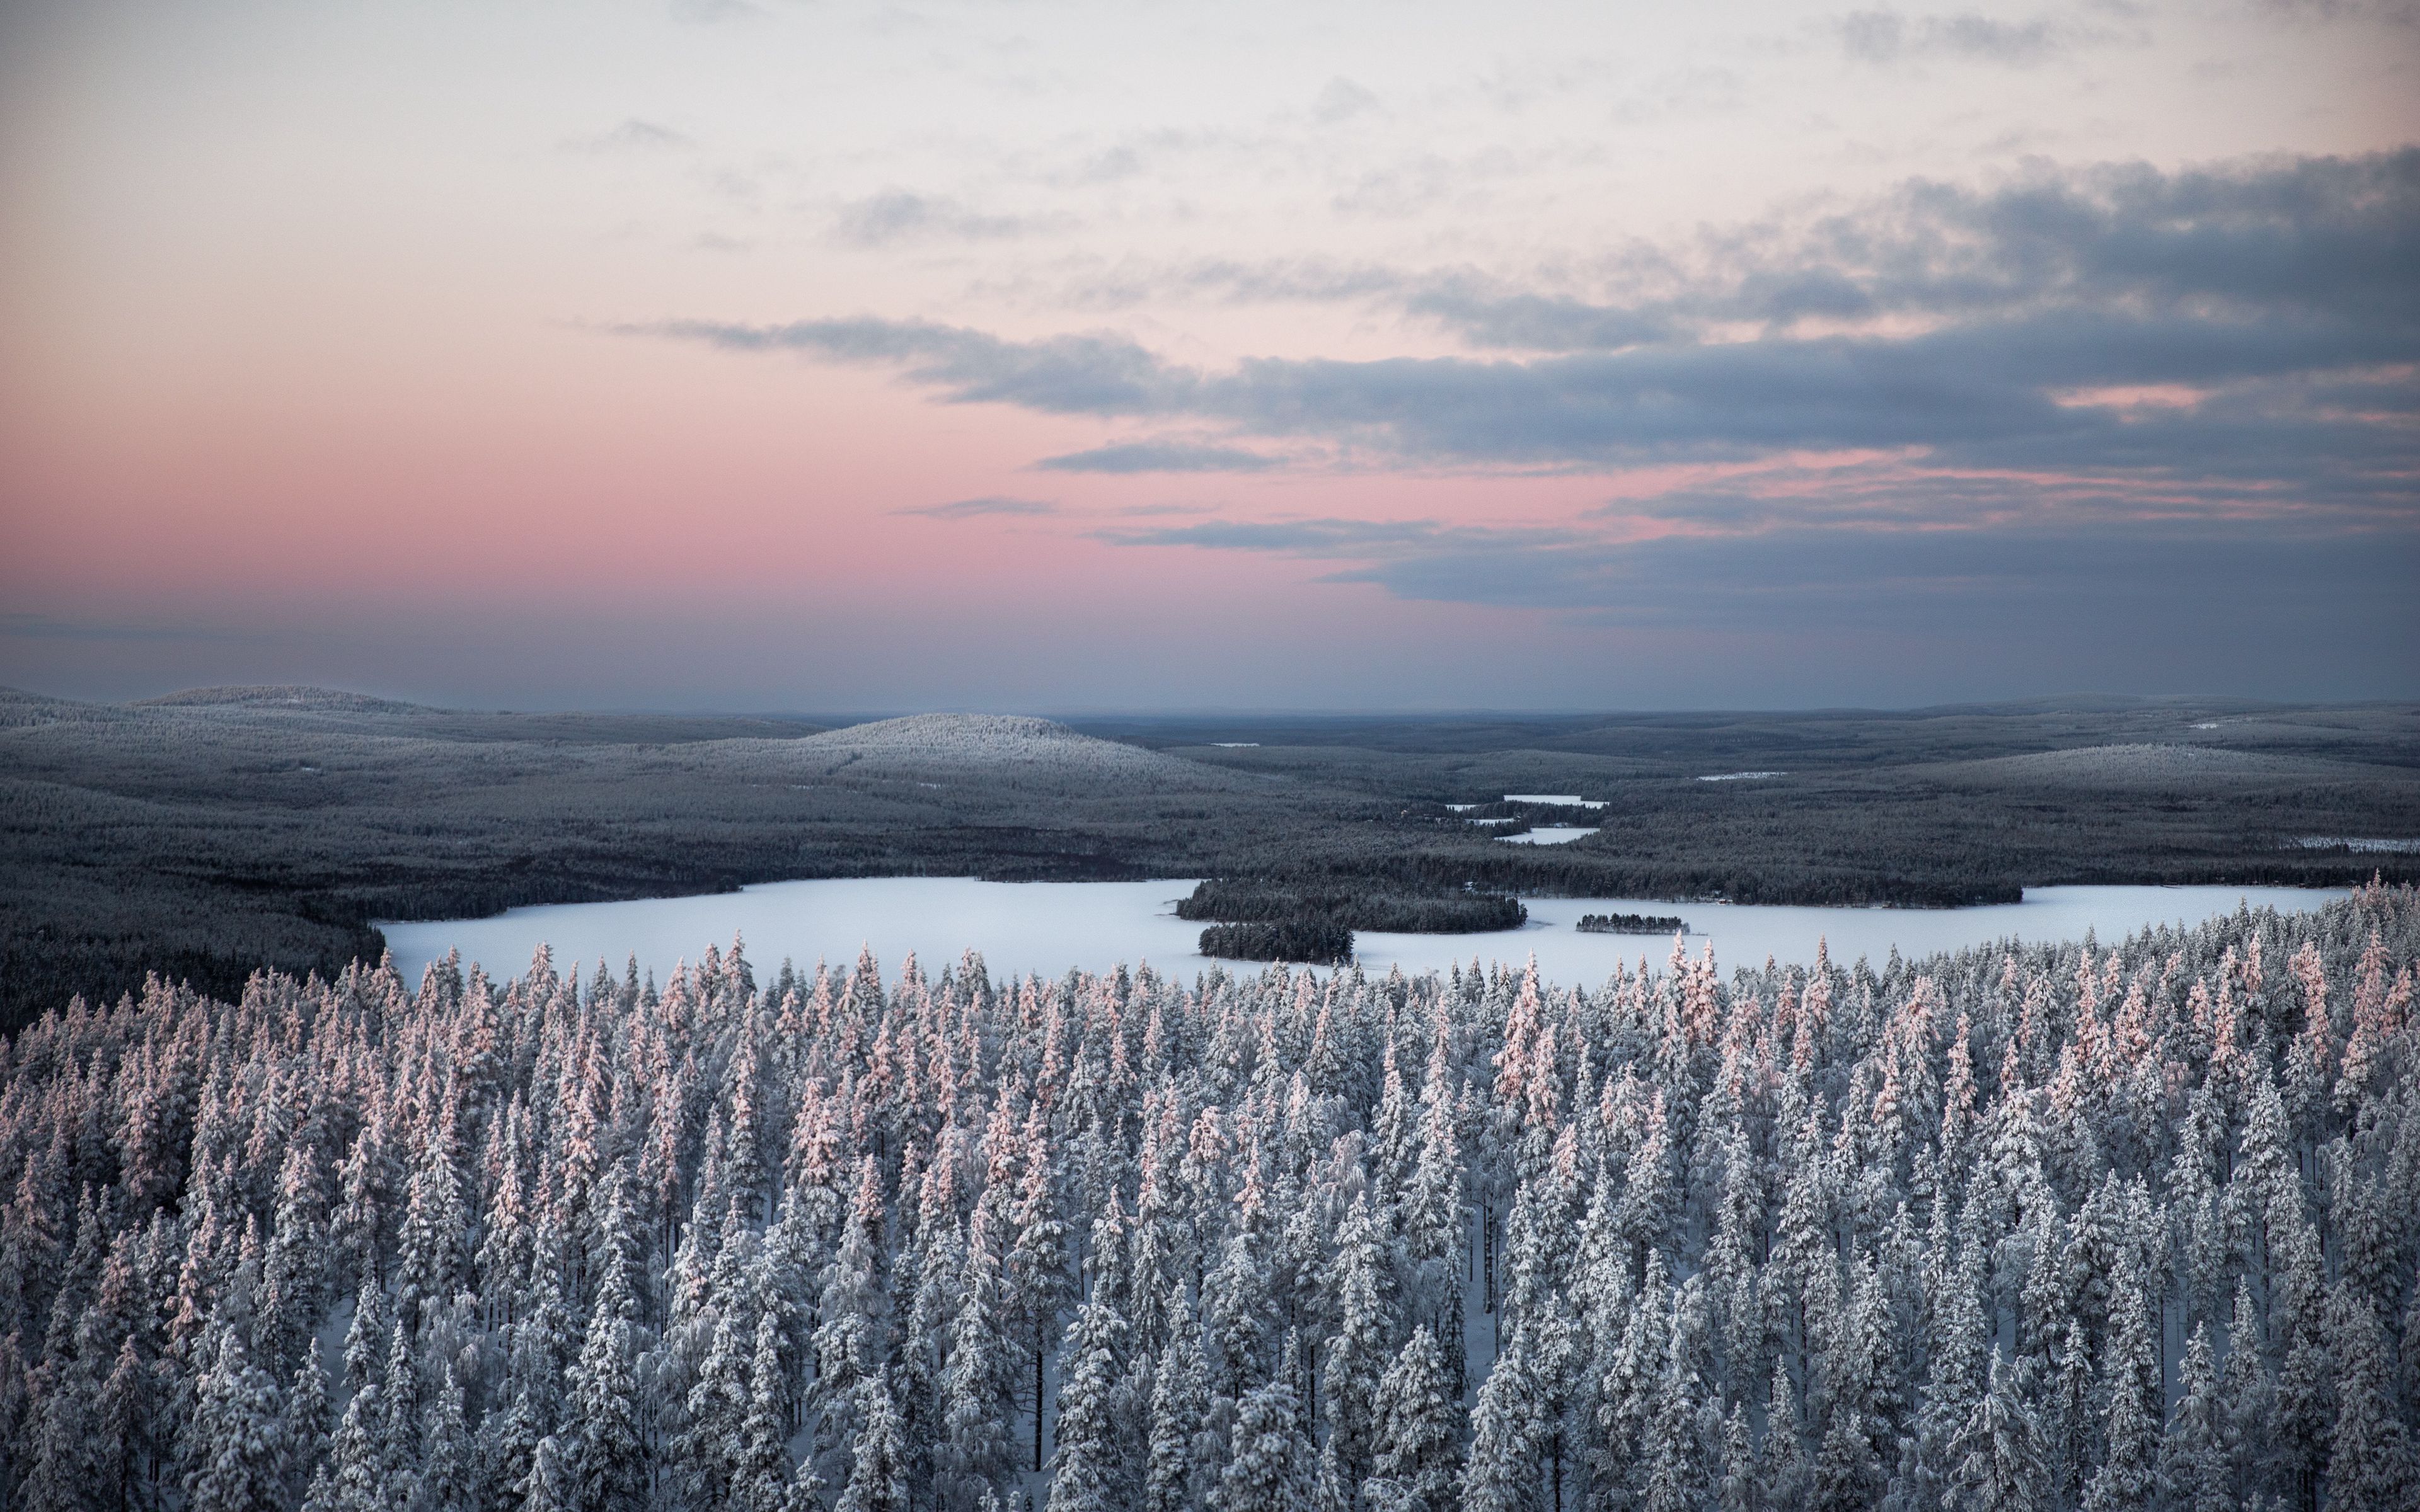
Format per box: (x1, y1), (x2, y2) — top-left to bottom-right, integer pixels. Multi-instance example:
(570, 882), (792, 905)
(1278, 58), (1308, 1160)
(1, 880), (2413, 1511)
(1574, 914), (1690, 936)
(1179, 879), (1526, 963)
(1194, 919), (1358, 966)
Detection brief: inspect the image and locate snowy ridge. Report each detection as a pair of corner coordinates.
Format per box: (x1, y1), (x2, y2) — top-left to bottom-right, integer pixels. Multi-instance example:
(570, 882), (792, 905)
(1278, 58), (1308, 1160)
(1933, 743), (2308, 784)
(769, 713), (1226, 786)
(135, 684), (434, 714)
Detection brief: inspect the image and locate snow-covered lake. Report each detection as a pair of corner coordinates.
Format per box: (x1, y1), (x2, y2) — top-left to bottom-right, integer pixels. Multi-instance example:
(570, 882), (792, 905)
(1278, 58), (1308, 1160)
(380, 878), (2349, 988)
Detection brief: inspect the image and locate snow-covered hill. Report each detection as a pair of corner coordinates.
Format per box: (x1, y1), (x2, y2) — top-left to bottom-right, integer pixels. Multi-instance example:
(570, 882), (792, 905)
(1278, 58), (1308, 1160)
(735, 712), (1231, 788)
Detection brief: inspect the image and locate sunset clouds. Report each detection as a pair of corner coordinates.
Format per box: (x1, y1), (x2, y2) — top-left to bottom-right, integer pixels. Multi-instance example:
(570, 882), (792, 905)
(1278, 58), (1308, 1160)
(2, 1), (2414, 707)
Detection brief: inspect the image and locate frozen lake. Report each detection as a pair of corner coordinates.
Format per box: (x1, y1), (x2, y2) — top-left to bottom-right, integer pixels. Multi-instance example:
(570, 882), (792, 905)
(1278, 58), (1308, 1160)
(380, 878), (2349, 988)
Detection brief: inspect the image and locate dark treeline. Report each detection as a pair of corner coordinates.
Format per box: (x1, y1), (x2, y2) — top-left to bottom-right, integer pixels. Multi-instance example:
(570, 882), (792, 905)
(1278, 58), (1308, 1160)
(1575, 916), (1690, 936)
(2, 883), (2416, 1511)
(1177, 880), (1528, 936)
(1180, 879), (1526, 966)
(1382, 849), (2027, 912)
(1195, 921), (1358, 966)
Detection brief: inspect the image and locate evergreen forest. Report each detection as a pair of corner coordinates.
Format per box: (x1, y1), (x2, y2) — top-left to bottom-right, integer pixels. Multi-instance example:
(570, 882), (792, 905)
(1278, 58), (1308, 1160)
(2, 883), (2417, 1511)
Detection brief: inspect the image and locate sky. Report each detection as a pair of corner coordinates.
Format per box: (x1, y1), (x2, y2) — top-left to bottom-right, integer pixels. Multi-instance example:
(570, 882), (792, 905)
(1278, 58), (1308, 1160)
(2, 0), (2416, 712)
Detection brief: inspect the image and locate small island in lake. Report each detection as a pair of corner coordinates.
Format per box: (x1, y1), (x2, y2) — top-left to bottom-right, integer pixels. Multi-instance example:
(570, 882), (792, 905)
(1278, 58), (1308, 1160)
(1197, 918), (1356, 964)
(1577, 912), (1690, 934)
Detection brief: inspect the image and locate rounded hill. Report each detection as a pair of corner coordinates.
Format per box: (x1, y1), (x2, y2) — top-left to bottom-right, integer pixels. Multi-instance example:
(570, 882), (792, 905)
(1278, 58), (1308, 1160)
(135, 685), (432, 714)
(732, 713), (1235, 788)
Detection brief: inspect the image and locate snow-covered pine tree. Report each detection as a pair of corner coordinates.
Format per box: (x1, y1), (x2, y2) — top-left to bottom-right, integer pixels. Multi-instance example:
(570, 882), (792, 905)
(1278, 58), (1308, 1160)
(1046, 1279), (1133, 1512)
(423, 1364), (475, 1512)
(2160, 1324), (2231, 1512)
(1144, 1282), (1212, 1512)
(183, 1329), (285, 1512)
(1007, 1121), (1071, 1475)
(1949, 1351), (2048, 1512)
(1318, 1188), (1395, 1499)
(813, 1156), (892, 1489)
(565, 1261), (646, 1512)
(731, 1308), (798, 1512)
(676, 1301), (752, 1507)
(942, 1209), (1020, 1512)
(1218, 1332), (1313, 1512)
(837, 1367), (910, 1512)
(1461, 1323), (1541, 1512)
(1363, 1324), (1460, 1512)
(2324, 1289), (2417, 1512)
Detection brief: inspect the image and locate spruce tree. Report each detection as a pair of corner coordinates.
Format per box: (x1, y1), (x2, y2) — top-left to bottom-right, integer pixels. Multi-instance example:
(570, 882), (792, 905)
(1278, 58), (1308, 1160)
(732, 1310), (797, 1512)
(1949, 1352), (2047, 1512)
(1364, 1325), (1460, 1512)
(1319, 1189), (1394, 1498)
(2083, 1253), (2159, 1512)
(1008, 1132), (1072, 1475)
(837, 1368), (910, 1512)
(283, 1336), (332, 1507)
(1145, 1285), (1211, 1512)
(1461, 1326), (1540, 1512)
(184, 1329), (287, 1512)
(566, 1263), (645, 1512)
(1046, 1285), (1133, 1512)
(942, 1213), (1020, 1511)
(327, 1364), (386, 1512)
(2160, 1326), (2231, 1512)
(1218, 1333), (1313, 1512)
(423, 1365), (475, 1512)
(677, 1302), (752, 1506)
(2324, 1292), (2416, 1512)
(96, 1334), (150, 1512)
(17, 1352), (98, 1512)
(814, 1158), (891, 1489)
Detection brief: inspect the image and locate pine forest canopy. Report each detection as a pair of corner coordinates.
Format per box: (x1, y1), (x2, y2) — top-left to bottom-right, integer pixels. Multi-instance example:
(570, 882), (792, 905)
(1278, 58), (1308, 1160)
(0, 882), (2416, 1511)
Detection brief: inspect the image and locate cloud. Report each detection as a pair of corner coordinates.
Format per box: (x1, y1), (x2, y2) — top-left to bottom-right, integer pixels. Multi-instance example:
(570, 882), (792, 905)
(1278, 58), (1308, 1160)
(1402, 285), (1677, 352)
(1412, 148), (2420, 350)
(1097, 517), (1491, 554)
(1313, 76), (1380, 124)
(1178, 326), (2416, 490)
(1331, 154), (1461, 217)
(638, 149), (2419, 524)
(1341, 523), (2420, 645)
(1088, 509), (2420, 689)
(627, 316), (1184, 414)
(894, 496), (1057, 519)
(830, 192), (1056, 248)
(671, 0), (761, 25)
(1035, 441), (1281, 473)
(563, 119), (694, 154)
(1838, 10), (2064, 66)
(1838, 10), (1912, 60)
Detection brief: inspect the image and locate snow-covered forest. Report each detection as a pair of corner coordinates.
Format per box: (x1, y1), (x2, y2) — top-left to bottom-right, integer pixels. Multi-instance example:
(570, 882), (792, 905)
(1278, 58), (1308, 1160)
(3, 885), (2417, 1512)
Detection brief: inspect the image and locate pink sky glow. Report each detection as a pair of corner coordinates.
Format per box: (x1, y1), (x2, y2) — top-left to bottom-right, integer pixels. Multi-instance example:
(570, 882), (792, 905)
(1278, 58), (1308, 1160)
(3, 0), (2416, 709)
